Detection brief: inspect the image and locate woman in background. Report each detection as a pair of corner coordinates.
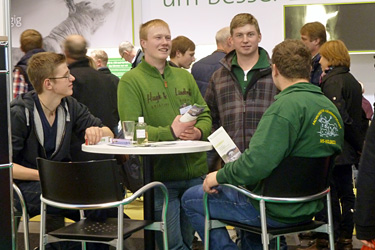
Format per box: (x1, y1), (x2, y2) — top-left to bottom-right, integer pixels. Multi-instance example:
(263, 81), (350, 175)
(319, 40), (366, 250)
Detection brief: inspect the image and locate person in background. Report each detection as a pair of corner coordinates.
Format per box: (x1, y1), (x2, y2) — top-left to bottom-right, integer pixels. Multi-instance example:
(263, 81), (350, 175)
(191, 27), (233, 173)
(13, 29), (45, 98)
(182, 39), (344, 250)
(355, 118), (375, 249)
(358, 81), (373, 121)
(90, 50), (119, 88)
(118, 41), (143, 68)
(169, 35), (196, 69)
(191, 26), (233, 97)
(319, 40), (365, 250)
(117, 19), (212, 250)
(300, 22), (327, 86)
(63, 35), (119, 151)
(11, 52), (114, 249)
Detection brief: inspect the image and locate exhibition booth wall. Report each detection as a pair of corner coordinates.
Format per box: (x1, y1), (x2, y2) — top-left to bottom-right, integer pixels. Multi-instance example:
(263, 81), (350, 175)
(1, 0), (375, 248)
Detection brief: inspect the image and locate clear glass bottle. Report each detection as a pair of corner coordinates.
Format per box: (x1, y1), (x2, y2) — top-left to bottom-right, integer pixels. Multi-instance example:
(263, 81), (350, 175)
(136, 116), (147, 145)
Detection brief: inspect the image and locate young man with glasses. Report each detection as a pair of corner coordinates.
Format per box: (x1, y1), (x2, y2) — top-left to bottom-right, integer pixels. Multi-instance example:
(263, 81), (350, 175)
(11, 52), (114, 248)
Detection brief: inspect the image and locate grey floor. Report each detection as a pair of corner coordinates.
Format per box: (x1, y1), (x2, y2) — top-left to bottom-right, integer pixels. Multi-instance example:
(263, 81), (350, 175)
(17, 221), (363, 250)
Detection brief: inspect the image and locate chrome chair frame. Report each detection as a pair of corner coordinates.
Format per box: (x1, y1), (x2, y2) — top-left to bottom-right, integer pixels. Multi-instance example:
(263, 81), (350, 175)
(204, 156), (336, 250)
(13, 183), (30, 250)
(204, 184), (334, 250)
(37, 158), (169, 250)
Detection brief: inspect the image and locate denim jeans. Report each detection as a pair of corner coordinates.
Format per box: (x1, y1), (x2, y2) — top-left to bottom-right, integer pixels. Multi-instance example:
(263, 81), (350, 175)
(153, 176), (204, 250)
(182, 184), (295, 250)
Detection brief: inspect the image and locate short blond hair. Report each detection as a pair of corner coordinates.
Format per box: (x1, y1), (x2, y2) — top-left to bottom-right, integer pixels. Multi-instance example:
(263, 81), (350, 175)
(27, 52), (66, 94)
(230, 13), (260, 35)
(139, 19), (170, 41)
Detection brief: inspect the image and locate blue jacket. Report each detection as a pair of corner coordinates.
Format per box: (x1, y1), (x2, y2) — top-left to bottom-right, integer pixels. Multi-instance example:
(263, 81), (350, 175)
(191, 50), (226, 96)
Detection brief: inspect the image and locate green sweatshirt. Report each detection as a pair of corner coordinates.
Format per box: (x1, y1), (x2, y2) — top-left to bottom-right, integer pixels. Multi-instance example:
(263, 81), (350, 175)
(217, 82), (344, 223)
(118, 60), (212, 181)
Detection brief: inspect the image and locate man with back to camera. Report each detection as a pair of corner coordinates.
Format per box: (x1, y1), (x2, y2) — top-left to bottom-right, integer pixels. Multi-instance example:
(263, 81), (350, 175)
(11, 52), (114, 249)
(182, 39), (344, 250)
(191, 26), (233, 97)
(63, 35), (119, 157)
(118, 41), (144, 68)
(300, 21), (327, 86)
(169, 35), (196, 69)
(90, 49), (120, 86)
(117, 19), (212, 250)
(13, 29), (45, 98)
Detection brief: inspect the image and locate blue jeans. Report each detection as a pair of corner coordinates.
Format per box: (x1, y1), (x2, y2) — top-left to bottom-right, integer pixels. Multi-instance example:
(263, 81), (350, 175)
(154, 176), (204, 250)
(182, 185), (293, 250)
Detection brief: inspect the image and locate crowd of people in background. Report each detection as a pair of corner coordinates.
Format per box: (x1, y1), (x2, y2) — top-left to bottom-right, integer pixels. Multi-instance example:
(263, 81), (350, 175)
(10, 11), (375, 250)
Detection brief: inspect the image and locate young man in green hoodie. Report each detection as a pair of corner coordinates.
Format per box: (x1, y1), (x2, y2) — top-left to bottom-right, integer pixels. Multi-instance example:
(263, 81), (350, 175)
(117, 19), (212, 249)
(182, 39), (344, 250)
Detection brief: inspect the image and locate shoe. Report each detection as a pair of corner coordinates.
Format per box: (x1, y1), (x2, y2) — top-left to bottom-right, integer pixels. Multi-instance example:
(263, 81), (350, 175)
(337, 238), (353, 250)
(297, 239), (329, 250)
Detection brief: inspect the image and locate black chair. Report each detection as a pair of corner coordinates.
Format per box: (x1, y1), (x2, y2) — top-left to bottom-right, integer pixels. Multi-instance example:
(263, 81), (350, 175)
(37, 157), (169, 250)
(13, 183), (30, 250)
(204, 156), (336, 250)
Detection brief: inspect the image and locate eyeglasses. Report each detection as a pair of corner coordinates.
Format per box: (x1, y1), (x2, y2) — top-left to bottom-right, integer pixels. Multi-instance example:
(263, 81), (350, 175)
(49, 72), (71, 80)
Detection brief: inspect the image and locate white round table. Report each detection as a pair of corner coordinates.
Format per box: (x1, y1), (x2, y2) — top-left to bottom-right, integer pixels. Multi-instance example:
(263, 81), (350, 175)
(82, 140), (213, 249)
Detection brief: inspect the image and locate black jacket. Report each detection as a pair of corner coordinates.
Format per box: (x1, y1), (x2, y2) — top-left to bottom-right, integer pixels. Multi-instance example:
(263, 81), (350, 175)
(320, 66), (365, 165)
(355, 118), (375, 240)
(98, 67), (119, 88)
(69, 58), (119, 132)
(132, 49), (143, 69)
(11, 91), (102, 170)
(69, 58), (119, 161)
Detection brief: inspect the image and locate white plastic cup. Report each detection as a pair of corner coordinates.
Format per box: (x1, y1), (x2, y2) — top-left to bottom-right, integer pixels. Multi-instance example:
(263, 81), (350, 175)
(122, 121), (135, 140)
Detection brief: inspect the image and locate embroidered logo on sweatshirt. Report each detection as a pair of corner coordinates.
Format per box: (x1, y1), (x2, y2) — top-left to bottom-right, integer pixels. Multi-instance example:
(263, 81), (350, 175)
(313, 109), (342, 144)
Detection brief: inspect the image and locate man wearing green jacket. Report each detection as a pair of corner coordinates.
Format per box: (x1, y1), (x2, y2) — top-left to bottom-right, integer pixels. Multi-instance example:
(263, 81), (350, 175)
(117, 19), (212, 250)
(182, 39), (344, 250)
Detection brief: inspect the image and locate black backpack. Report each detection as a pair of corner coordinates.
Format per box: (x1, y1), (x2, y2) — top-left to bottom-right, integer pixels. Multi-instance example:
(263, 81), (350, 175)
(115, 130), (144, 193)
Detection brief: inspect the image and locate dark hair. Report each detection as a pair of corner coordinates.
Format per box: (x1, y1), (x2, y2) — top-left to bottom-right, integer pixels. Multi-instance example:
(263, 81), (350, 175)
(272, 39), (311, 80)
(300, 22), (327, 46)
(170, 36), (195, 58)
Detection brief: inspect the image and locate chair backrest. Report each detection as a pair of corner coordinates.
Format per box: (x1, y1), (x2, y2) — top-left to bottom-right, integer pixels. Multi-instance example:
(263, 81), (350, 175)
(260, 156), (334, 198)
(37, 158), (124, 204)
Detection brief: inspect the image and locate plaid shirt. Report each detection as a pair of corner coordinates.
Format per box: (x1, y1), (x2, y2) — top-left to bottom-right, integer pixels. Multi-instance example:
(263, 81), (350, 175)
(13, 68), (28, 98)
(205, 49), (278, 152)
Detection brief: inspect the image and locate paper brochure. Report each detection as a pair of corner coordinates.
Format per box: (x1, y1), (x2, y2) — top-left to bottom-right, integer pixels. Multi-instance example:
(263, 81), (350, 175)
(208, 126), (241, 163)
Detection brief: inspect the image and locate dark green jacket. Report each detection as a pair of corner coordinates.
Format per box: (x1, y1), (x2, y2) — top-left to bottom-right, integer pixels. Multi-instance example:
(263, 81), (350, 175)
(217, 82), (344, 223)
